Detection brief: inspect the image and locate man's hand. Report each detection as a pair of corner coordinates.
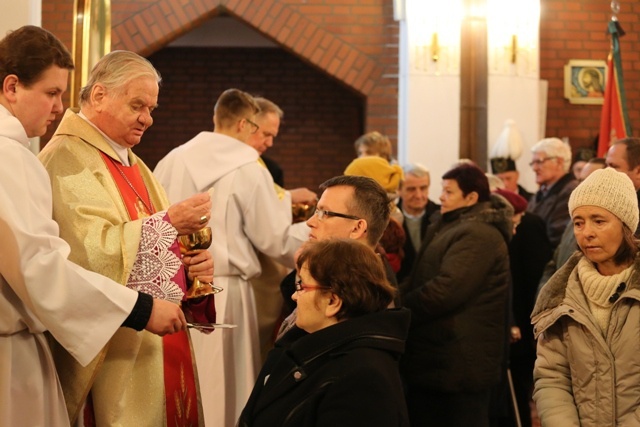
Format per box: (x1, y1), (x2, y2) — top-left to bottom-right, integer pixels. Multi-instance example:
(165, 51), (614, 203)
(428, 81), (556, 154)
(183, 249), (214, 283)
(167, 192), (212, 235)
(510, 326), (522, 343)
(290, 187), (318, 205)
(145, 299), (187, 336)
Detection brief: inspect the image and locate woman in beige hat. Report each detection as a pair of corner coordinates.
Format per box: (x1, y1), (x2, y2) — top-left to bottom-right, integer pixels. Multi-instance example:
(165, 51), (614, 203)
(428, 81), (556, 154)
(532, 167), (640, 426)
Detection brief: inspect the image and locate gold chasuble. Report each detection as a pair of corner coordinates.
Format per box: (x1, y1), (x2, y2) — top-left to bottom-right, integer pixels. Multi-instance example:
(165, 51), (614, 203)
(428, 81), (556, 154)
(38, 110), (204, 427)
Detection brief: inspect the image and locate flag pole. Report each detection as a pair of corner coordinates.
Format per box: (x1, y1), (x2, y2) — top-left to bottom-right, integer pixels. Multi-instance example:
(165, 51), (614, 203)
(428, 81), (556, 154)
(596, 0), (632, 157)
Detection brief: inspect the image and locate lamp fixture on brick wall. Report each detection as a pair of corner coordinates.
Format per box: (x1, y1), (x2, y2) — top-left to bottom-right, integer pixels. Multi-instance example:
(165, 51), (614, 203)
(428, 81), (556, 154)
(487, 0), (540, 77)
(405, 0), (539, 77)
(406, 0), (463, 75)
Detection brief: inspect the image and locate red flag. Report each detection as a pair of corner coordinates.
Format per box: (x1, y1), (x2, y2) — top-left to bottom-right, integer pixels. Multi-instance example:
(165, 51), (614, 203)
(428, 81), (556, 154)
(597, 20), (632, 157)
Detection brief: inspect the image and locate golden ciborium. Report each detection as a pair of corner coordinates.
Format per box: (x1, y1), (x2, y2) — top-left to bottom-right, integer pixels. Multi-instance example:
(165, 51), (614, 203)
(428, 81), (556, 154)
(292, 202), (316, 224)
(178, 227), (223, 299)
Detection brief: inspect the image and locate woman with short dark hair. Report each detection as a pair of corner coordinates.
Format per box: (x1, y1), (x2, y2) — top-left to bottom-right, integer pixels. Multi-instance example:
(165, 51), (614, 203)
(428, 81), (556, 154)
(238, 238), (410, 427)
(401, 163), (513, 427)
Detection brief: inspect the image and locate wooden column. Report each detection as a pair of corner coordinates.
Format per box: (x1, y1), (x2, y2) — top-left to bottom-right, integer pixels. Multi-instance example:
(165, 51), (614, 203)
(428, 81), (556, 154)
(459, 0), (488, 168)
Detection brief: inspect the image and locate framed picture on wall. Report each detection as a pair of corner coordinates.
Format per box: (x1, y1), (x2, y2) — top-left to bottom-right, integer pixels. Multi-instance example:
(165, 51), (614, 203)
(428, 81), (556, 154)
(564, 59), (607, 105)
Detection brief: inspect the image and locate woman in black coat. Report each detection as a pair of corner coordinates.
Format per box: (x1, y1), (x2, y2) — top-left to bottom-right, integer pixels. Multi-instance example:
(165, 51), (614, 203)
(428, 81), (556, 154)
(401, 163), (513, 427)
(238, 239), (410, 427)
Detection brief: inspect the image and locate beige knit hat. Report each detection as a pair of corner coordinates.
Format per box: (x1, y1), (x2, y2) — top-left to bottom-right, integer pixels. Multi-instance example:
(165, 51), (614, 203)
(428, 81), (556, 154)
(568, 167), (639, 231)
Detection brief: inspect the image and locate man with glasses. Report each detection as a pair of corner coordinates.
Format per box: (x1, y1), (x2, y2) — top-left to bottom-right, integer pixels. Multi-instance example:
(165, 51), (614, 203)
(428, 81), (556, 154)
(155, 88), (309, 427)
(277, 175), (394, 338)
(526, 137), (578, 248)
(308, 176), (388, 246)
(247, 97), (317, 204)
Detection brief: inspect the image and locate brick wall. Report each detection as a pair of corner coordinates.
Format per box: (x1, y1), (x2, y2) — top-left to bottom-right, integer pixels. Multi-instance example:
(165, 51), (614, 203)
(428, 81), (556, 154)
(541, 0), (640, 156)
(41, 0), (397, 189)
(140, 47), (364, 190)
(40, 0), (640, 171)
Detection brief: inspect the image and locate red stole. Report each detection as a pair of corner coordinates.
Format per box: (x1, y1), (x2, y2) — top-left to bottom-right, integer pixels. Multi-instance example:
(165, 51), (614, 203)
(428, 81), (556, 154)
(93, 152), (201, 426)
(102, 153), (155, 218)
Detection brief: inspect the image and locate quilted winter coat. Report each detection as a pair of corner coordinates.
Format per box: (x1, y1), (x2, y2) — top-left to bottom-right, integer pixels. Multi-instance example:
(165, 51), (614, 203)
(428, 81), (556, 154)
(532, 250), (640, 427)
(400, 195), (513, 392)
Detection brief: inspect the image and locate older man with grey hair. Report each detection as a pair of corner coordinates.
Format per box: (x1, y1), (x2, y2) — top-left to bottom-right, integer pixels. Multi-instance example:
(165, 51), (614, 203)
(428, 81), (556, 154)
(39, 50), (215, 426)
(396, 163), (440, 282)
(527, 137), (578, 248)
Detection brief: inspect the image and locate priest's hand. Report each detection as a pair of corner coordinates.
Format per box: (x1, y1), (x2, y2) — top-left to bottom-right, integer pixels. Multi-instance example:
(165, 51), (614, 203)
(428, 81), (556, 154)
(145, 299), (187, 336)
(183, 249), (214, 283)
(167, 192), (212, 235)
(290, 187), (318, 205)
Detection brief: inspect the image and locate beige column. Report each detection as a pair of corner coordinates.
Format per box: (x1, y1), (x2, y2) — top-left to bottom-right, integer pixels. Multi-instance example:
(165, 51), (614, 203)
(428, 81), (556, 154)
(70, 0), (111, 108)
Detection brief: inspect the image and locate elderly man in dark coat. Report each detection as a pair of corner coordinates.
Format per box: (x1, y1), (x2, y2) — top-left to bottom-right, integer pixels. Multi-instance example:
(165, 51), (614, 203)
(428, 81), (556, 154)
(396, 163), (440, 282)
(527, 137), (578, 249)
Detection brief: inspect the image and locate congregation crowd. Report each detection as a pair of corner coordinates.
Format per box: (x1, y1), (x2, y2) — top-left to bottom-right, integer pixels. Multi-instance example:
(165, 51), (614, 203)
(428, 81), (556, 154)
(3, 25), (640, 427)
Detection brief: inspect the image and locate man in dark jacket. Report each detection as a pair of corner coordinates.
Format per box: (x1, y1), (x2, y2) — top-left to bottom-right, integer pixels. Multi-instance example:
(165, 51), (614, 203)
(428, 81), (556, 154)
(401, 164), (512, 427)
(605, 137), (640, 215)
(527, 137), (578, 249)
(278, 175), (394, 335)
(396, 163), (440, 282)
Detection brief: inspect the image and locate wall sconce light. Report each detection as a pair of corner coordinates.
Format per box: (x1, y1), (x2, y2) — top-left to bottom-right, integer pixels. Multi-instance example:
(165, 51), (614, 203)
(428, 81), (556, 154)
(405, 0), (538, 76)
(431, 32), (440, 62)
(487, 0), (539, 76)
(407, 0), (463, 75)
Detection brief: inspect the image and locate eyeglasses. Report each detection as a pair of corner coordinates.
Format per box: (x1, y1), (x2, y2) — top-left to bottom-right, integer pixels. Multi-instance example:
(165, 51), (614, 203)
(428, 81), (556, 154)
(312, 208), (360, 221)
(294, 280), (331, 293)
(245, 118), (259, 134)
(529, 156), (557, 167)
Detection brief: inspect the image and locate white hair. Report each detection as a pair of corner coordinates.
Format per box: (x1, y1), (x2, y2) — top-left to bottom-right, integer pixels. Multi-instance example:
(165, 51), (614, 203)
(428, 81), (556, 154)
(402, 163), (430, 180)
(79, 50), (161, 106)
(531, 138), (572, 173)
